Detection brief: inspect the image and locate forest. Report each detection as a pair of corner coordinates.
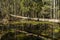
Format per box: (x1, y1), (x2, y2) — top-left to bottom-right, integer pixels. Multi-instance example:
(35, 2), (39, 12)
(0, 0), (60, 40)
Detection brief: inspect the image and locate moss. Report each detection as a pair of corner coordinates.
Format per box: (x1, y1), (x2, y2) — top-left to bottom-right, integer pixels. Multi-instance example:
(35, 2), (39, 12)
(10, 20), (57, 25)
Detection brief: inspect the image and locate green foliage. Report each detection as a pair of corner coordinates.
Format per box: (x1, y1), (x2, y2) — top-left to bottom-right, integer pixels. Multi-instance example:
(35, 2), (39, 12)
(0, 0), (43, 18)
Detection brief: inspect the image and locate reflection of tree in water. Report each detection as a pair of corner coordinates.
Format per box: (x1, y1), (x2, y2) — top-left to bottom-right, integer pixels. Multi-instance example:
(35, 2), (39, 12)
(1, 32), (44, 40)
(1, 32), (16, 40)
(24, 35), (44, 40)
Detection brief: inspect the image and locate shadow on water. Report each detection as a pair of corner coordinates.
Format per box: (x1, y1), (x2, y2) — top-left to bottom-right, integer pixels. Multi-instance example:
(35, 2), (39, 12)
(1, 32), (44, 40)
(0, 23), (53, 40)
